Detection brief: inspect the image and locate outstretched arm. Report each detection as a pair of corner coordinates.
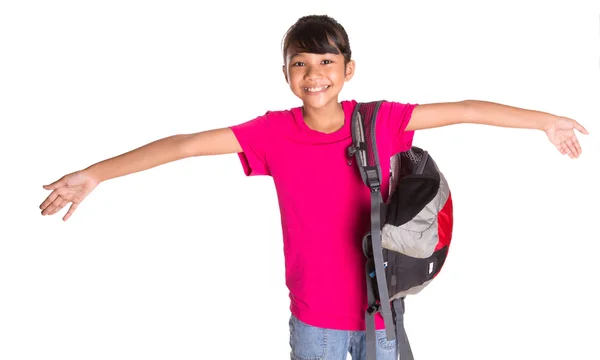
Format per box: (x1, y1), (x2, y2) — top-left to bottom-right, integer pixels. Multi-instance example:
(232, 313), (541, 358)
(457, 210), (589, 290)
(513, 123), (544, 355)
(82, 128), (242, 182)
(406, 100), (589, 158)
(40, 127), (242, 220)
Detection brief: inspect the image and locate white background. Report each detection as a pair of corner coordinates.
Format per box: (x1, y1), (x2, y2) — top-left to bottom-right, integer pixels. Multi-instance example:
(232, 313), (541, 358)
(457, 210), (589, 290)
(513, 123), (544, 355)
(1, 1), (599, 359)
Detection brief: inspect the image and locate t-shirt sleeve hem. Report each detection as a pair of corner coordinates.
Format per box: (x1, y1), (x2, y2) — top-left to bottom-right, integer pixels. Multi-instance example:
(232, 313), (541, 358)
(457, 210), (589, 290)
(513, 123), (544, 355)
(229, 125), (271, 177)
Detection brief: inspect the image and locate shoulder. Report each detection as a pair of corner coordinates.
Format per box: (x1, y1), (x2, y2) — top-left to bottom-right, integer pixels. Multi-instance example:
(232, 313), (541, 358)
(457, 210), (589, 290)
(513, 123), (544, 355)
(258, 104), (303, 125)
(345, 99), (417, 112)
(263, 108), (296, 124)
(231, 106), (297, 132)
(379, 100), (419, 114)
(346, 99), (418, 123)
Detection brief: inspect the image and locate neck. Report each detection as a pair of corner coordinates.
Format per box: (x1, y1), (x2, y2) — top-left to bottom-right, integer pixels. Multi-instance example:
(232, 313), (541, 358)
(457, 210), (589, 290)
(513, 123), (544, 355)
(302, 99), (345, 134)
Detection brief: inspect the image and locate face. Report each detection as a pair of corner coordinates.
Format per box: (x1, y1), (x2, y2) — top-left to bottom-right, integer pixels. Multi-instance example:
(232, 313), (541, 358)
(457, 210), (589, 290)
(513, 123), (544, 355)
(283, 50), (355, 110)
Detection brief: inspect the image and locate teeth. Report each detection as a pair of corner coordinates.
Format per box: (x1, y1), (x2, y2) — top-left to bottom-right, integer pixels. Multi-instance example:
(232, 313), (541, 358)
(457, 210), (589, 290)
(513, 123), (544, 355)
(305, 85), (330, 92)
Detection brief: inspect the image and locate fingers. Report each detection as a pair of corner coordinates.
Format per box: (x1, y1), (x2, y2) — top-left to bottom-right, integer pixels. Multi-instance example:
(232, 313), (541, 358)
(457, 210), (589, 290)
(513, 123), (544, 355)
(560, 141), (578, 159)
(40, 189), (71, 216)
(564, 134), (582, 158)
(44, 202), (60, 216)
(45, 196), (65, 216)
(39, 191), (60, 212)
(40, 173), (89, 219)
(563, 144), (574, 158)
(554, 120), (583, 158)
(568, 136), (582, 157)
(561, 143), (574, 158)
(572, 120), (589, 135)
(40, 195), (62, 215)
(63, 202), (79, 221)
(41, 194), (77, 219)
(43, 176), (67, 190)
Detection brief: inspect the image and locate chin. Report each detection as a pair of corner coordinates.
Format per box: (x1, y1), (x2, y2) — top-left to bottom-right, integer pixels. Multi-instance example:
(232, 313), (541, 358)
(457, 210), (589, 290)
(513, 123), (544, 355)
(300, 95), (338, 109)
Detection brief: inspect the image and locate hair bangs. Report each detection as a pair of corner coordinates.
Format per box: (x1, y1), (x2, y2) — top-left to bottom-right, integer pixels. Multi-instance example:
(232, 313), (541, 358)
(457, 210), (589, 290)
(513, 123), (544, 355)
(282, 15), (352, 64)
(289, 25), (341, 57)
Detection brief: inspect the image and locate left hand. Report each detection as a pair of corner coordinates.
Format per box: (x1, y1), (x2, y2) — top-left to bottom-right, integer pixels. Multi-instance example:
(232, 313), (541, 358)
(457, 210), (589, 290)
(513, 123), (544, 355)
(40, 170), (100, 221)
(543, 117), (589, 158)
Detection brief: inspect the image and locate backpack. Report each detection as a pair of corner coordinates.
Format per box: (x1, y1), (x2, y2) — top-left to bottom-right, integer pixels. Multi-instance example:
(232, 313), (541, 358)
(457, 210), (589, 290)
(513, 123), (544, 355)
(347, 101), (454, 360)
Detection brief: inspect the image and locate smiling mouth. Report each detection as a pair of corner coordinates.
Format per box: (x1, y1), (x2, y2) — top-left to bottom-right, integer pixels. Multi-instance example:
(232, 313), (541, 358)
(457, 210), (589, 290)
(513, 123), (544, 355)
(304, 85), (331, 93)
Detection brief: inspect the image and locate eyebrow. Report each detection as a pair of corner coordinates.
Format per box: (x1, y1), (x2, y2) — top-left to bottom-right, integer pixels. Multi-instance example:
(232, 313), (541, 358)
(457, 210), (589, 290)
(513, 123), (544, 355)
(288, 52), (301, 60)
(286, 52), (308, 64)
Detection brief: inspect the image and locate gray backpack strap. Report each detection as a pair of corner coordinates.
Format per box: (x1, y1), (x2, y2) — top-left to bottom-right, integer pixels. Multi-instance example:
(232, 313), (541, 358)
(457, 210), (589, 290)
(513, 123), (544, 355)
(365, 261), (378, 360)
(348, 101), (396, 360)
(393, 297), (414, 360)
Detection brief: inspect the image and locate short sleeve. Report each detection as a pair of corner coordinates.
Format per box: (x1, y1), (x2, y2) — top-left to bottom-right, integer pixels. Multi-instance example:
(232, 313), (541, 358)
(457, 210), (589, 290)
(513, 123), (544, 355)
(229, 114), (271, 176)
(379, 101), (418, 154)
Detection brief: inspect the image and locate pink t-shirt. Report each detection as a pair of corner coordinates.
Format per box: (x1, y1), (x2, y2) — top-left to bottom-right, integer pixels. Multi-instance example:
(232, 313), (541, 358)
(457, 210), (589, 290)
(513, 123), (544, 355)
(230, 99), (417, 331)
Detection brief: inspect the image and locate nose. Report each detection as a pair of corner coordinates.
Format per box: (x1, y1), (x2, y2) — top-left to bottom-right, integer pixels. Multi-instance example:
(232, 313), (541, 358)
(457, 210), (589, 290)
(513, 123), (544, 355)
(304, 64), (323, 80)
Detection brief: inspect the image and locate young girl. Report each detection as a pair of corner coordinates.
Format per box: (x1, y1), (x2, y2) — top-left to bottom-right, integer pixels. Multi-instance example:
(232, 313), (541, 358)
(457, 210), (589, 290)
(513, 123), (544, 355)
(39, 14), (588, 360)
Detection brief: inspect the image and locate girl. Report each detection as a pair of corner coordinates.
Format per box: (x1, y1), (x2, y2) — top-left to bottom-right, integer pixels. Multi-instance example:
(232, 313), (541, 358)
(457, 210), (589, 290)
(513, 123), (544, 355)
(39, 14), (588, 360)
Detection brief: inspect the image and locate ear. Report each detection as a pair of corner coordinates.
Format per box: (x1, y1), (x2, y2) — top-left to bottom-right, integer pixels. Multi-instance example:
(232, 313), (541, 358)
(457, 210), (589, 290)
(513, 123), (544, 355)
(344, 60), (356, 82)
(282, 65), (289, 84)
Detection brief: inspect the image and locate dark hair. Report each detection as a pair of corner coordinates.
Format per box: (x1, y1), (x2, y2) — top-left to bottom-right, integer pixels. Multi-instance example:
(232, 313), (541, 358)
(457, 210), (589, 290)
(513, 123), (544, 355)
(282, 15), (352, 65)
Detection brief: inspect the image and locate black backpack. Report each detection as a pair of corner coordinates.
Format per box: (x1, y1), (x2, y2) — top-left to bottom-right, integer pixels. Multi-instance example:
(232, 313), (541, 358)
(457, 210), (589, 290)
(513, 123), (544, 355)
(347, 101), (455, 360)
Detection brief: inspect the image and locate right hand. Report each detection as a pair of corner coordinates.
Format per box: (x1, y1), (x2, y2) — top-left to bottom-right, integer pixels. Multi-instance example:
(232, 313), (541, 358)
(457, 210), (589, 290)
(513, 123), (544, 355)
(40, 170), (100, 221)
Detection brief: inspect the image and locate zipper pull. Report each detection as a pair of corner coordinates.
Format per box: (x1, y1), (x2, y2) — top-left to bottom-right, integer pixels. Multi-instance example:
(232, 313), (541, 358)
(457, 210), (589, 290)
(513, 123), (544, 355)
(347, 145), (356, 166)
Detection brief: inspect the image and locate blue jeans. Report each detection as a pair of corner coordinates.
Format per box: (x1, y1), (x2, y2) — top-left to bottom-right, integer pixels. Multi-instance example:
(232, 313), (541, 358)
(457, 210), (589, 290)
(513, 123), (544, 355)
(289, 315), (397, 360)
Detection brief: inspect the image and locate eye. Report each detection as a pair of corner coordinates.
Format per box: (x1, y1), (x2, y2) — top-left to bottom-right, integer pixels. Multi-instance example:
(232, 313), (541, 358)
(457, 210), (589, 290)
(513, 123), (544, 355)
(292, 62), (305, 66)
(322, 59), (333, 65)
